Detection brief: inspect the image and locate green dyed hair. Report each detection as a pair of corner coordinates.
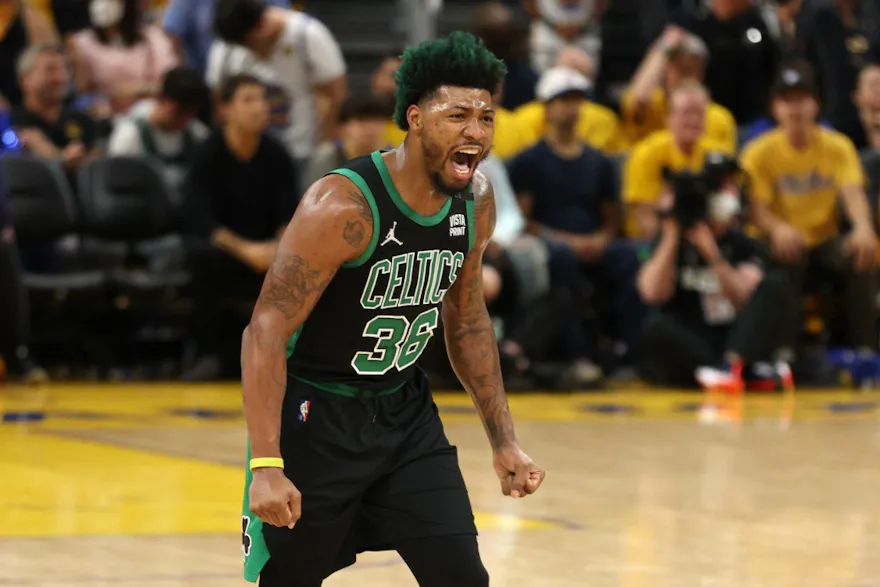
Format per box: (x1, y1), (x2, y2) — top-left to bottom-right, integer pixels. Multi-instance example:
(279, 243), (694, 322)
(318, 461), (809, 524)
(393, 31), (508, 130)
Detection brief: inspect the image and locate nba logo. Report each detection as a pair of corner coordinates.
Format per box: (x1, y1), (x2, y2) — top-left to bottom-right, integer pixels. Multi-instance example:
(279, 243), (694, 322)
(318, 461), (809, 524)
(298, 400), (311, 423)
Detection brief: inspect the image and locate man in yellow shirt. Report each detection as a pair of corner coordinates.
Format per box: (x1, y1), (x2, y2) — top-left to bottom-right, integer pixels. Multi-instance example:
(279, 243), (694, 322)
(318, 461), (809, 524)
(623, 81), (732, 240)
(620, 25), (736, 152)
(741, 62), (878, 357)
(513, 46), (623, 155)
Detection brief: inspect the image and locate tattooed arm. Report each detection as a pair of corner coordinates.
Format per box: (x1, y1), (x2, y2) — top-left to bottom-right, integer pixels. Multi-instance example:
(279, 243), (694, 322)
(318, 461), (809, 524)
(241, 175), (373, 462)
(442, 171), (546, 498)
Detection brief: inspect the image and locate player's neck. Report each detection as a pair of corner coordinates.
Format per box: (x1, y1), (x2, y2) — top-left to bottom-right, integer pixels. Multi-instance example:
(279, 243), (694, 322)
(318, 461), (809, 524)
(388, 143), (449, 212)
(224, 126), (261, 161)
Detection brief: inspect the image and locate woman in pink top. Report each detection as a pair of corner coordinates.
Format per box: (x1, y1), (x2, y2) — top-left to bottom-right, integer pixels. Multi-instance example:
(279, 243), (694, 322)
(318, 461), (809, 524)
(68, 0), (178, 117)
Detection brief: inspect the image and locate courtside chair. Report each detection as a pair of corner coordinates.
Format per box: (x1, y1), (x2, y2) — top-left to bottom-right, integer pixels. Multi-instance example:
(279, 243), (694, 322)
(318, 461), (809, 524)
(77, 156), (192, 377)
(0, 155), (109, 376)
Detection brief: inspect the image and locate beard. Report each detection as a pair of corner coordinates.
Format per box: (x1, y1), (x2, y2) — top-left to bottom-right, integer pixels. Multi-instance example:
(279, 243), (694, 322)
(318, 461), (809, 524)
(553, 117), (578, 135)
(422, 133), (491, 198)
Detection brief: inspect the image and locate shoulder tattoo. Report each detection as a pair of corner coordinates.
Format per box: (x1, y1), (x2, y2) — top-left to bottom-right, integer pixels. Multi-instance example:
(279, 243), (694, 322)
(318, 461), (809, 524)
(342, 188), (372, 250)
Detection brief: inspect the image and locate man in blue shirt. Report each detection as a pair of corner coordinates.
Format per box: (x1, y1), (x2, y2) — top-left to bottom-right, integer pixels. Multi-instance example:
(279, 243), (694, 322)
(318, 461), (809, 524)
(162, 0), (290, 73)
(508, 66), (645, 379)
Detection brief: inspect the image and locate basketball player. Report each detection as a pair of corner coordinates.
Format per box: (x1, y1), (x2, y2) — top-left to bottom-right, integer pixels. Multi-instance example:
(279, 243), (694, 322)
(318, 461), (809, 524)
(239, 31), (546, 586)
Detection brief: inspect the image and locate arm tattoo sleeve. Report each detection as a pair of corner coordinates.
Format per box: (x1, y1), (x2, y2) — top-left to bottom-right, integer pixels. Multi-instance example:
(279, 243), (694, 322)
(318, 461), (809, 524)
(442, 192), (517, 450)
(258, 254), (331, 324)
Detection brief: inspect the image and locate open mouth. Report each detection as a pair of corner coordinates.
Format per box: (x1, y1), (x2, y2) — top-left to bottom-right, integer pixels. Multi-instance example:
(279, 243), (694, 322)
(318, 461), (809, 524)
(450, 146), (481, 178)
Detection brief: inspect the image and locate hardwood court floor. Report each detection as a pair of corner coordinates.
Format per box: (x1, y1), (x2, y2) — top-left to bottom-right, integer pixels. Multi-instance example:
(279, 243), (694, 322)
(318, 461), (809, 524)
(2, 383), (880, 587)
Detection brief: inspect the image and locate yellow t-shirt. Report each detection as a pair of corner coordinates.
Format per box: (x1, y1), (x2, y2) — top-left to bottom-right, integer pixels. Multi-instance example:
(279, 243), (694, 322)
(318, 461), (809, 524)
(622, 130), (732, 238)
(383, 121), (406, 148)
(381, 107), (538, 161)
(740, 127), (865, 248)
(513, 100), (624, 155)
(491, 106), (540, 160)
(619, 88), (737, 153)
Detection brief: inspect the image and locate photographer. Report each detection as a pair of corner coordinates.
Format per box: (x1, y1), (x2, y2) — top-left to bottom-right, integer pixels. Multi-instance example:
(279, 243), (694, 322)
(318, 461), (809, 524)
(637, 155), (790, 391)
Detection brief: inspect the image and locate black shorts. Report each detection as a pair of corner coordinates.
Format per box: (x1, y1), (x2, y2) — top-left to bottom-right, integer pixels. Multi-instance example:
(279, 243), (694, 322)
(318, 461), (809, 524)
(261, 368), (477, 584)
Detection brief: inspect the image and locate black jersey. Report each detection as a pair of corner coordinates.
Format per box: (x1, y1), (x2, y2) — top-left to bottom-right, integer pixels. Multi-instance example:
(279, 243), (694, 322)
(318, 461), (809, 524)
(287, 151), (476, 395)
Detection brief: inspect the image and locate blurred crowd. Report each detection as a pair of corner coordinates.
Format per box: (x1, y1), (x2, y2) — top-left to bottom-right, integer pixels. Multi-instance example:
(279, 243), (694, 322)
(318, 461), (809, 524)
(1, 0), (880, 391)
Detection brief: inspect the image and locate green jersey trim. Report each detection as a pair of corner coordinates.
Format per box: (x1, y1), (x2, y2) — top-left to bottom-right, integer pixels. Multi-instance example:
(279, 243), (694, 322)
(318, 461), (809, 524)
(371, 151), (452, 227)
(286, 328), (301, 359)
(242, 442), (269, 582)
(465, 198), (475, 253)
(288, 323), (405, 398)
(327, 167), (381, 268)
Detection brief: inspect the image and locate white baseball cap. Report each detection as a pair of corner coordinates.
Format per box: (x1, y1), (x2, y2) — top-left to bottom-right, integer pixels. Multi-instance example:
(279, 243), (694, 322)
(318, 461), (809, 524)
(536, 66), (592, 103)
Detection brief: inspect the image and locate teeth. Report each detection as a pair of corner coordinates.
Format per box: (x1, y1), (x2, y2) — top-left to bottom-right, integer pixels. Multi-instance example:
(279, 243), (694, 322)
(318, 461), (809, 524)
(452, 161), (470, 176)
(457, 147), (481, 155)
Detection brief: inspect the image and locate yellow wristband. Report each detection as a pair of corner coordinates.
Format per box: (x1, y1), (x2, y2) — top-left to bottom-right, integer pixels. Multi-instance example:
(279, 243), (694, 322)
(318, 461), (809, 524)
(249, 457), (284, 470)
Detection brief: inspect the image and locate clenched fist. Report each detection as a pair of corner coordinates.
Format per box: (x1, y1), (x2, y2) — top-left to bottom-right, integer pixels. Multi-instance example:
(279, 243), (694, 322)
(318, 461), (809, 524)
(249, 467), (302, 529)
(493, 443), (546, 499)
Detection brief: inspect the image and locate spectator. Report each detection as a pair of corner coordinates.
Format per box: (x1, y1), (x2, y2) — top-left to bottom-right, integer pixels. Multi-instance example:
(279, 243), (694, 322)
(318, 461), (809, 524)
(213, 0), (347, 170)
(508, 66), (643, 382)
(301, 95), (389, 192)
(369, 53), (407, 148)
(371, 53), (401, 111)
(529, 0), (606, 75)
(11, 43), (100, 177)
(28, 0), (92, 38)
(478, 153), (576, 386)
(621, 25), (736, 152)
(760, 0), (808, 60)
(162, 0), (289, 74)
(742, 62), (878, 362)
(0, 0), (58, 108)
(0, 164), (48, 384)
(108, 66), (209, 191)
(205, 40), (291, 142)
(623, 81), (731, 240)
(180, 73), (298, 380)
(800, 0), (878, 148)
(857, 64), (880, 224)
(514, 48), (623, 155)
(491, 84), (542, 161)
(47, 0), (92, 38)
(677, 0), (779, 126)
(637, 158), (789, 391)
(67, 0), (177, 118)
(470, 1), (539, 110)
(556, 44), (595, 79)
(854, 63), (880, 152)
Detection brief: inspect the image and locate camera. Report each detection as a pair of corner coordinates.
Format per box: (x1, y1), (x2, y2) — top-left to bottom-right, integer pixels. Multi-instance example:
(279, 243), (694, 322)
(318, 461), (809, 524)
(662, 152), (741, 228)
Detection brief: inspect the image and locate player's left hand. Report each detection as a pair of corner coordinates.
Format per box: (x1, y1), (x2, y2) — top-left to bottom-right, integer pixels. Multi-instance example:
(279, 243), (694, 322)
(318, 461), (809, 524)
(493, 443), (545, 498)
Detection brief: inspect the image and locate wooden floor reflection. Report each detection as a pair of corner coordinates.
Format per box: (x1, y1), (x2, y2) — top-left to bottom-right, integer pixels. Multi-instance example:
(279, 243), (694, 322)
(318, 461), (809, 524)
(1, 383), (879, 586)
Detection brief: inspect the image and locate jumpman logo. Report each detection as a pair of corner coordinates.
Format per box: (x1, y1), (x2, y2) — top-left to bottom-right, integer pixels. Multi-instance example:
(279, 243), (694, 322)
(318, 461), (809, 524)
(381, 221), (403, 246)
